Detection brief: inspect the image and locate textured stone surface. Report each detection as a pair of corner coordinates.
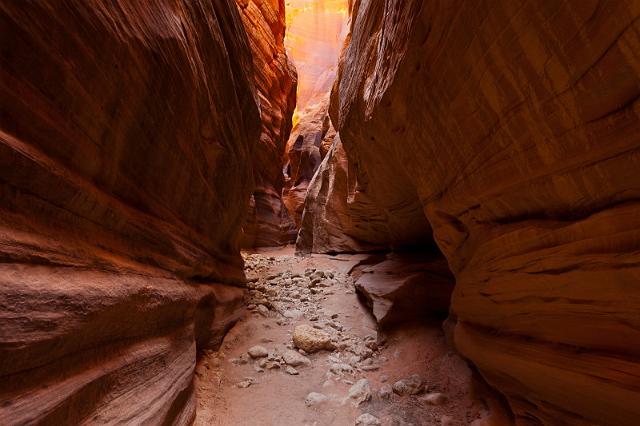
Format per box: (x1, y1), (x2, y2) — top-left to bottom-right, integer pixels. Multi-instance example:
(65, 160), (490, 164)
(0, 0), (256, 423)
(296, 134), (431, 253)
(237, 0), (298, 247)
(352, 252), (455, 326)
(292, 324), (335, 353)
(309, 0), (640, 424)
(283, 99), (337, 228)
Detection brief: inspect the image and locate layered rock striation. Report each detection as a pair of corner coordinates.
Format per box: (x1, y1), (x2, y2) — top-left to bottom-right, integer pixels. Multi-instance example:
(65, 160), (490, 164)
(0, 0), (259, 423)
(283, 99), (337, 229)
(237, 0), (298, 247)
(303, 0), (640, 424)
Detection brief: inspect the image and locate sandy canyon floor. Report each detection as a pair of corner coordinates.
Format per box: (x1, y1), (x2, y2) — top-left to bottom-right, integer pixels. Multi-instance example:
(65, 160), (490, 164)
(194, 247), (498, 426)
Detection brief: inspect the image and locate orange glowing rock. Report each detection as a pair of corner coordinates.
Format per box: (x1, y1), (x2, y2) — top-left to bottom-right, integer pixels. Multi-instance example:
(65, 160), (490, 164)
(285, 0), (348, 110)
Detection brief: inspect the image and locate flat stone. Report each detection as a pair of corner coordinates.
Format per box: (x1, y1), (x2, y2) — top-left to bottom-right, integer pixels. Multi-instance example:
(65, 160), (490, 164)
(355, 413), (381, 425)
(283, 350), (311, 367)
(283, 309), (304, 320)
(305, 392), (328, 407)
(285, 366), (299, 375)
(347, 379), (371, 406)
(393, 374), (424, 395)
(236, 377), (256, 388)
(247, 346), (269, 358)
(422, 392), (447, 405)
(257, 305), (270, 316)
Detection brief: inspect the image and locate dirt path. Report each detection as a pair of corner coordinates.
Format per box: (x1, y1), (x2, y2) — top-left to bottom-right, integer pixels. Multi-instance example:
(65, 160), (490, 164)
(194, 247), (493, 426)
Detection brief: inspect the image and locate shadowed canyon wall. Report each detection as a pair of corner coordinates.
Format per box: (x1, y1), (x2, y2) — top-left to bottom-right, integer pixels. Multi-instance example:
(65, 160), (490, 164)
(299, 0), (640, 424)
(238, 0), (299, 248)
(0, 0), (262, 423)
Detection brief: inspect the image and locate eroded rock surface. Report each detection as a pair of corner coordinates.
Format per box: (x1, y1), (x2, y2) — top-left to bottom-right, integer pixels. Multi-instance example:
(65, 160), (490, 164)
(283, 99), (337, 227)
(1, 1), (258, 423)
(352, 252), (455, 326)
(303, 0), (640, 424)
(237, 0), (298, 247)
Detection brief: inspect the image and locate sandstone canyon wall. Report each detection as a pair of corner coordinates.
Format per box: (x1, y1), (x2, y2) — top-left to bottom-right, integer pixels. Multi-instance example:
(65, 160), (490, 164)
(237, 0), (299, 248)
(302, 0), (640, 424)
(282, 0), (349, 230)
(0, 1), (261, 423)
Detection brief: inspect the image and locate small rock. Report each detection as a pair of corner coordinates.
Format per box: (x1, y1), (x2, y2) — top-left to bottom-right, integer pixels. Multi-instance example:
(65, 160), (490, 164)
(361, 365), (379, 371)
(365, 341), (378, 351)
(329, 362), (354, 375)
(378, 384), (392, 400)
(283, 350), (311, 367)
(347, 379), (371, 406)
(305, 392), (328, 407)
(355, 413), (381, 426)
(283, 309), (304, 320)
(422, 392), (447, 405)
(380, 374), (388, 383)
(285, 366), (299, 375)
(236, 377), (256, 388)
(393, 374), (424, 395)
(292, 324), (336, 353)
(230, 354), (249, 365)
(247, 346), (269, 359)
(257, 305), (269, 316)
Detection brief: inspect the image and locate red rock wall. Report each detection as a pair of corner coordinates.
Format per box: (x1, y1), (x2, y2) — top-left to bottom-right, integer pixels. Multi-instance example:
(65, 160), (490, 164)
(237, 0), (298, 248)
(310, 0), (640, 424)
(0, 0), (258, 423)
(282, 99), (337, 229)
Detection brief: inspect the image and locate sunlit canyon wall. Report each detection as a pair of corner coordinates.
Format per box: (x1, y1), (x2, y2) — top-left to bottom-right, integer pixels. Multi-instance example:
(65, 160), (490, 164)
(282, 0), (349, 228)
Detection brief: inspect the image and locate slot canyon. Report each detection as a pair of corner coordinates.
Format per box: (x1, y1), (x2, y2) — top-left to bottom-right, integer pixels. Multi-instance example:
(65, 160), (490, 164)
(0, 0), (639, 425)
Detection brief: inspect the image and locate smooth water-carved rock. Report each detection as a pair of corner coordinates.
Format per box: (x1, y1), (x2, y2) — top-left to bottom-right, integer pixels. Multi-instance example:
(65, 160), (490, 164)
(352, 252), (454, 326)
(304, 0), (640, 424)
(283, 99), (337, 228)
(237, 0), (298, 247)
(0, 0), (258, 423)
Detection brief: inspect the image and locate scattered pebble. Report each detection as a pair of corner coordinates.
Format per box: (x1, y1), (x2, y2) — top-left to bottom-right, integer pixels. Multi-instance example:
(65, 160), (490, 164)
(355, 413), (381, 425)
(393, 374), (425, 395)
(247, 346), (269, 359)
(347, 379), (371, 406)
(378, 384), (392, 400)
(284, 366), (299, 375)
(283, 350), (311, 367)
(236, 377), (256, 388)
(422, 392), (447, 405)
(305, 392), (328, 407)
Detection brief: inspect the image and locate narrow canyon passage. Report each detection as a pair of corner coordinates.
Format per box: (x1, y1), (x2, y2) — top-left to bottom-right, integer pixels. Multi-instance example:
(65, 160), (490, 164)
(1, 1), (639, 426)
(194, 249), (495, 426)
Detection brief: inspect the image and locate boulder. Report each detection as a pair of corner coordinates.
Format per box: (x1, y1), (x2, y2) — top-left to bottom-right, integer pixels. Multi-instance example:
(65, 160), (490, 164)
(292, 324), (336, 353)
